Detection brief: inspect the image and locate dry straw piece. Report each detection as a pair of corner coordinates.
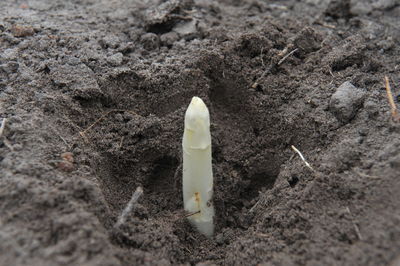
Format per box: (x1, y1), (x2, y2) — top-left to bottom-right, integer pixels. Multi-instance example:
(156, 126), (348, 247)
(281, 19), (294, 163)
(384, 76), (400, 122)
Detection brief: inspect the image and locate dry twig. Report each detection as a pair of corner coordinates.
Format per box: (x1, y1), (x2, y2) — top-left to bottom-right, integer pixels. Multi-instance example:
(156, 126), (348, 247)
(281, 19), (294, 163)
(384, 76), (400, 122)
(252, 47), (298, 89)
(291, 145), (314, 171)
(249, 197), (263, 213)
(0, 119), (12, 150)
(118, 136), (124, 149)
(0, 118), (6, 138)
(346, 207), (363, 241)
(278, 48), (298, 65)
(353, 169), (379, 179)
(183, 210), (201, 218)
(114, 186), (144, 228)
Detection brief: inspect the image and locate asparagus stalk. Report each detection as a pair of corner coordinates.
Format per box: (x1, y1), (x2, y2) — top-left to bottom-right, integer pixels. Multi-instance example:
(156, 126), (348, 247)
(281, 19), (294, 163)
(182, 96), (214, 237)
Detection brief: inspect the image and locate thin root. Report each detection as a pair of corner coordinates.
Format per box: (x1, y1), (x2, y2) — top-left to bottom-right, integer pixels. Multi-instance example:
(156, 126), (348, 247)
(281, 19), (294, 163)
(291, 145), (314, 171)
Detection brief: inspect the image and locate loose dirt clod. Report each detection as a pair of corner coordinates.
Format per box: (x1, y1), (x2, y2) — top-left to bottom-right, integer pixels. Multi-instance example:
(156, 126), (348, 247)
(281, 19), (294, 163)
(329, 81), (366, 124)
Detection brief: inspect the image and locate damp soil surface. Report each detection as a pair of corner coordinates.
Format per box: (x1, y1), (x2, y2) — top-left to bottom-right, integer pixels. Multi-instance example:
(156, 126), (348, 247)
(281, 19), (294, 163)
(1, 0), (400, 265)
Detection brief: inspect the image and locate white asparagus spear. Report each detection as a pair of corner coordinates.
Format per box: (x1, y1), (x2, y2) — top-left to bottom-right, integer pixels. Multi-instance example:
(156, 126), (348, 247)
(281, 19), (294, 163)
(182, 96), (214, 237)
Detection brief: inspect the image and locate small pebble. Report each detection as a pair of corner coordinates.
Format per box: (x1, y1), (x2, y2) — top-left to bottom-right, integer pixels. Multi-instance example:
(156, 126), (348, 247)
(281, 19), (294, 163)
(329, 81), (366, 124)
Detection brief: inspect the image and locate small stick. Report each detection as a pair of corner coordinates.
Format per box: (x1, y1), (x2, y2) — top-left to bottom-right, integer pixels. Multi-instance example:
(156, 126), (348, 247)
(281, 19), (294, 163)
(183, 210), (201, 218)
(314, 21), (336, 29)
(346, 207), (363, 241)
(249, 196), (264, 213)
(353, 169), (380, 179)
(291, 145), (314, 171)
(251, 65), (273, 88)
(114, 186), (143, 228)
(278, 48), (298, 65)
(384, 76), (400, 121)
(0, 118), (6, 137)
(187, 234), (197, 242)
(118, 136), (124, 148)
(329, 68), (334, 77)
(169, 14), (193, 21)
(260, 47), (266, 67)
(184, 247), (192, 254)
(252, 48), (298, 89)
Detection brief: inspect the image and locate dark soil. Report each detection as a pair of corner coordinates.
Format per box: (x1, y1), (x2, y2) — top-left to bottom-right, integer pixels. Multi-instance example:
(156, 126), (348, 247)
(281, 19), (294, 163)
(1, 0), (400, 265)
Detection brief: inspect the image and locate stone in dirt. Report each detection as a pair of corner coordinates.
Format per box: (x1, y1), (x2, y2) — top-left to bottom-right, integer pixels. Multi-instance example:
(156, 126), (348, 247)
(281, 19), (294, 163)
(329, 81), (366, 124)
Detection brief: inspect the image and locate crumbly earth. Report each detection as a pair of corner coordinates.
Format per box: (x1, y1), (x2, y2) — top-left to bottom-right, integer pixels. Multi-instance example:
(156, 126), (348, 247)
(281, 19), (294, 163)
(1, 0), (400, 265)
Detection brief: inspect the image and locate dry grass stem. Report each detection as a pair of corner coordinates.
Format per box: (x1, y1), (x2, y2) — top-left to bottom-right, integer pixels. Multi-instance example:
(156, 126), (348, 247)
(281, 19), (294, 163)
(115, 186), (144, 228)
(384, 76), (400, 122)
(278, 48), (298, 65)
(0, 118), (6, 138)
(249, 197), (264, 213)
(346, 207), (363, 241)
(252, 47), (297, 89)
(353, 169), (380, 179)
(183, 210), (201, 218)
(118, 136), (124, 148)
(291, 145), (314, 171)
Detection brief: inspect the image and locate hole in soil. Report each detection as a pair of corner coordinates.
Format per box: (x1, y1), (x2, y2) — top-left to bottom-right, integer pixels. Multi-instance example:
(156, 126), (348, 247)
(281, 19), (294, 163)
(288, 175), (299, 188)
(72, 57), (308, 264)
(242, 172), (276, 200)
